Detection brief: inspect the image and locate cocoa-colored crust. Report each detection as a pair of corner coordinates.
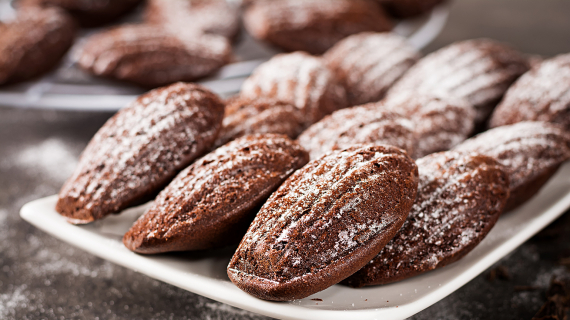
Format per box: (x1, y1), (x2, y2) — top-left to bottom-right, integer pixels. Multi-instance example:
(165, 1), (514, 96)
(214, 96), (305, 148)
(241, 52), (347, 128)
(145, 0), (240, 40)
(453, 121), (570, 211)
(0, 7), (75, 85)
(77, 24), (232, 88)
(297, 104), (415, 160)
(382, 93), (476, 158)
(243, 0), (392, 55)
(387, 39), (530, 124)
(489, 54), (570, 131)
(123, 134), (309, 254)
(343, 151), (509, 287)
(56, 83), (225, 224)
(227, 145), (419, 301)
(323, 32), (420, 106)
(377, 0), (446, 19)
(17, 0), (142, 27)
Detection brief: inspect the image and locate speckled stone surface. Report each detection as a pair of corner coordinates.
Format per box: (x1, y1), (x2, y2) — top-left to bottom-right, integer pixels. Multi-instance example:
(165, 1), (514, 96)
(2, 0), (570, 318)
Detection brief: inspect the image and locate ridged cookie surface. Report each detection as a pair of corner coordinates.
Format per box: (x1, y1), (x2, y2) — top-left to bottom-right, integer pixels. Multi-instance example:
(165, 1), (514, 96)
(123, 134), (309, 254)
(0, 7), (75, 85)
(241, 52), (347, 128)
(344, 151), (509, 287)
(214, 96), (304, 148)
(490, 53), (570, 131)
(77, 24), (231, 87)
(324, 32), (420, 106)
(56, 83), (224, 224)
(453, 121), (570, 211)
(387, 39), (530, 123)
(227, 145), (419, 301)
(297, 104), (415, 160)
(244, 0), (392, 54)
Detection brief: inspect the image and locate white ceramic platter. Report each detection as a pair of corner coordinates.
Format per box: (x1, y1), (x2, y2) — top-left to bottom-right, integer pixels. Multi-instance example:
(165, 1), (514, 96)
(0, 1), (450, 111)
(20, 162), (570, 320)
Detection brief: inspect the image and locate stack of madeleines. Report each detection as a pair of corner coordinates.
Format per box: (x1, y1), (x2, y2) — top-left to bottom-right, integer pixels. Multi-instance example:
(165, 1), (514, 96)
(55, 29), (570, 301)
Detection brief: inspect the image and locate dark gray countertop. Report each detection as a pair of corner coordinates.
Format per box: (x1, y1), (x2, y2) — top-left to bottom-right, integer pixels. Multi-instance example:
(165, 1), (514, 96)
(1, 0), (570, 319)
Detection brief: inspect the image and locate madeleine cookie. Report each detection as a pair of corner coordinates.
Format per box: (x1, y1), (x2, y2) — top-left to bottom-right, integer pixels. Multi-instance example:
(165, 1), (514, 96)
(387, 39), (530, 124)
(56, 83), (225, 224)
(383, 93), (476, 158)
(214, 96), (304, 148)
(453, 121), (570, 211)
(241, 52), (347, 127)
(0, 7), (75, 85)
(228, 145), (418, 301)
(77, 24), (232, 87)
(297, 104), (415, 160)
(344, 151), (509, 287)
(123, 134), (309, 254)
(324, 32), (420, 106)
(244, 0), (392, 55)
(146, 0), (240, 40)
(489, 53), (570, 131)
(18, 0), (142, 27)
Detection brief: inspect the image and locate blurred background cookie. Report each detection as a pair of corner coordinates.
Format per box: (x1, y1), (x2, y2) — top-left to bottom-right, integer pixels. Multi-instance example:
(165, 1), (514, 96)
(145, 0), (240, 40)
(17, 0), (142, 27)
(0, 7), (75, 85)
(77, 24), (232, 87)
(240, 51), (347, 127)
(323, 32), (420, 106)
(489, 53), (570, 130)
(243, 0), (392, 54)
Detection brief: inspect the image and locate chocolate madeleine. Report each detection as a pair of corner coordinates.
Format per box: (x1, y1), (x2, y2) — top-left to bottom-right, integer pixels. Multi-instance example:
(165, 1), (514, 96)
(77, 24), (232, 88)
(344, 151), (509, 287)
(244, 0), (392, 55)
(489, 53), (570, 131)
(387, 39), (530, 124)
(453, 121), (570, 211)
(297, 104), (415, 160)
(0, 7), (75, 85)
(56, 83), (224, 224)
(227, 145), (419, 301)
(146, 0), (240, 40)
(383, 93), (476, 158)
(241, 52), (347, 128)
(323, 32), (420, 106)
(123, 134), (309, 254)
(214, 96), (304, 148)
(17, 0), (142, 27)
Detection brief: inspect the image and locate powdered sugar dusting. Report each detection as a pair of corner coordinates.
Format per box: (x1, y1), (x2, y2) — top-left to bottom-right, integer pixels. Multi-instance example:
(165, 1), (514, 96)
(14, 138), (77, 183)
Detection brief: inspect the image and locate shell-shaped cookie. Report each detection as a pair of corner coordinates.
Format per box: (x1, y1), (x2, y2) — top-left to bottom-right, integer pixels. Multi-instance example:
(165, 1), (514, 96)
(324, 32), (420, 106)
(56, 83), (225, 224)
(383, 93), (476, 158)
(17, 0), (142, 27)
(243, 0), (392, 55)
(77, 24), (231, 87)
(453, 121), (570, 211)
(297, 104), (415, 160)
(241, 52), (348, 127)
(146, 0), (240, 40)
(387, 39), (530, 123)
(123, 134), (309, 254)
(0, 7), (75, 85)
(489, 53), (570, 131)
(227, 145), (419, 301)
(343, 151), (509, 287)
(214, 96), (305, 148)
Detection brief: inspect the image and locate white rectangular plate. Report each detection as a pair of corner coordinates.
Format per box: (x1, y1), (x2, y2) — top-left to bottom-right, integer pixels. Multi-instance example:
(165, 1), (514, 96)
(20, 162), (570, 320)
